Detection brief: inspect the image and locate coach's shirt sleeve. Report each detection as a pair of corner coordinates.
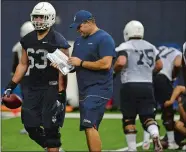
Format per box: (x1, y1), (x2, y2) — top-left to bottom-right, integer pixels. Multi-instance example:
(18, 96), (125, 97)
(98, 35), (116, 58)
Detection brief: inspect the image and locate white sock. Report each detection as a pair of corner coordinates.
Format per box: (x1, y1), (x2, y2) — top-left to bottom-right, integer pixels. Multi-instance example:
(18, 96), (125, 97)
(167, 131), (175, 143)
(147, 124), (160, 138)
(143, 130), (150, 142)
(125, 134), (137, 151)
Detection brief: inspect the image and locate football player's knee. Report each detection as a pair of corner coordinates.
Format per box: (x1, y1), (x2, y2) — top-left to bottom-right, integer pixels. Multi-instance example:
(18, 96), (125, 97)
(25, 127), (46, 148)
(162, 109), (174, 131)
(25, 127), (44, 140)
(140, 116), (158, 131)
(45, 127), (61, 148)
(175, 121), (184, 130)
(122, 118), (137, 134)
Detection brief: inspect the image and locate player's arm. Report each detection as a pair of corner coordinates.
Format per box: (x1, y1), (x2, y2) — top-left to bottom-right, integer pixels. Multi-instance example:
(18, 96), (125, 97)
(182, 57), (186, 86)
(3, 48), (29, 97)
(60, 48), (69, 57)
(12, 48), (29, 83)
(164, 86), (186, 107)
(58, 48), (69, 91)
(11, 52), (19, 75)
(153, 54), (163, 74)
(172, 55), (182, 79)
(178, 98), (186, 123)
(114, 51), (127, 73)
(58, 48), (69, 103)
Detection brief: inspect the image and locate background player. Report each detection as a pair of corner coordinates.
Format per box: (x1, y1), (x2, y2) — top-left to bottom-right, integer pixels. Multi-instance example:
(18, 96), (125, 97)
(143, 45), (182, 150)
(114, 20), (163, 152)
(2, 2), (70, 152)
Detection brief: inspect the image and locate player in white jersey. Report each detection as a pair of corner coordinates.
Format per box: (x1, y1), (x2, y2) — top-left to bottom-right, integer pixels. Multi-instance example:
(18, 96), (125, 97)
(143, 45), (182, 150)
(182, 42), (186, 85)
(164, 42), (186, 150)
(114, 20), (163, 152)
(11, 21), (35, 134)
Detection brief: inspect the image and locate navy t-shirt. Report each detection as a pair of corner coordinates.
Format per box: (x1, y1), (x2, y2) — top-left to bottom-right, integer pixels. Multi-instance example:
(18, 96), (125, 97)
(72, 29), (116, 99)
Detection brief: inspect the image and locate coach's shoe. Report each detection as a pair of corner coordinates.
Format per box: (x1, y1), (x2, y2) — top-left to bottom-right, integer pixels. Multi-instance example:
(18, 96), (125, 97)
(153, 136), (163, 152)
(44, 148), (64, 152)
(168, 141), (179, 150)
(142, 141), (150, 150)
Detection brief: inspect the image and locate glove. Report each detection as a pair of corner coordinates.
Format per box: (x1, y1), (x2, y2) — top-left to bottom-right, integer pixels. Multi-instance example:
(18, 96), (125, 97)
(3, 88), (12, 97)
(57, 90), (66, 104)
(3, 80), (18, 97)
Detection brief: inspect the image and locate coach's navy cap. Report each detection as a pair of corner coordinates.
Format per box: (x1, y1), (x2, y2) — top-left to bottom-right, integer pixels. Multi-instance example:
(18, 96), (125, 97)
(70, 10), (93, 29)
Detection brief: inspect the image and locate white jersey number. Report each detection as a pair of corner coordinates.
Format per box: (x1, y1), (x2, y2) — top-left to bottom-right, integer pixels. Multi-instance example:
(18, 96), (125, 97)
(25, 48), (48, 76)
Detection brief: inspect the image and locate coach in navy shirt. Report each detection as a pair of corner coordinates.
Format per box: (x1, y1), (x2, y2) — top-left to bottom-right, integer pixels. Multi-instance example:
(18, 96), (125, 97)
(68, 10), (116, 152)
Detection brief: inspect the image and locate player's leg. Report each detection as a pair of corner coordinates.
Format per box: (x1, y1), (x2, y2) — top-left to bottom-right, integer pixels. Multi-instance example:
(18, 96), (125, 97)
(142, 130), (151, 150)
(21, 87), (46, 148)
(175, 121), (186, 136)
(42, 85), (66, 152)
(138, 83), (163, 152)
(79, 96), (108, 152)
(120, 83), (137, 151)
(154, 74), (178, 149)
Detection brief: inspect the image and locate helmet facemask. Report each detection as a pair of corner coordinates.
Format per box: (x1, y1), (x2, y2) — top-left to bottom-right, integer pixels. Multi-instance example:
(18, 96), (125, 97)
(31, 13), (55, 30)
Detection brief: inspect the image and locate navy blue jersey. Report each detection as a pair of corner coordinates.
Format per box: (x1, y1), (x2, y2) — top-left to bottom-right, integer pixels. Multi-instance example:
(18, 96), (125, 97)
(72, 29), (116, 99)
(20, 28), (70, 87)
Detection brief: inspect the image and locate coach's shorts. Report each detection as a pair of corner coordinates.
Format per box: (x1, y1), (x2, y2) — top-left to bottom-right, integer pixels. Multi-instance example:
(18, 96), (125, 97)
(21, 86), (66, 128)
(120, 82), (156, 119)
(79, 96), (108, 131)
(153, 74), (173, 106)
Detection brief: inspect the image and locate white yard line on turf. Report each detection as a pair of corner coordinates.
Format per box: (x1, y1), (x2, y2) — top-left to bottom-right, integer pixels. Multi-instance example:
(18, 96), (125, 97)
(103, 136), (164, 151)
(1, 112), (180, 120)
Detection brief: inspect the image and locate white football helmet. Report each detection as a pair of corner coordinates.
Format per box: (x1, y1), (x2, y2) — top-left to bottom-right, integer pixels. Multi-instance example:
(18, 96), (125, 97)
(123, 20), (144, 41)
(30, 2), (56, 30)
(20, 21), (35, 38)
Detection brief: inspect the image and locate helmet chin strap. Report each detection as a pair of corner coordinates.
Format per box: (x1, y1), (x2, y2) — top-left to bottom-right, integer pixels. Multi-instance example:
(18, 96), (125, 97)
(36, 28), (49, 34)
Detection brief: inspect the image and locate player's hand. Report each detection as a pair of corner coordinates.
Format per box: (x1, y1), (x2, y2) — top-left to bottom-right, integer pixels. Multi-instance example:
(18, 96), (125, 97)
(2, 80), (17, 98)
(177, 96), (182, 104)
(2, 88), (12, 98)
(68, 57), (81, 66)
(164, 100), (174, 107)
(50, 63), (59, 69)
(58, 90), (66, 104)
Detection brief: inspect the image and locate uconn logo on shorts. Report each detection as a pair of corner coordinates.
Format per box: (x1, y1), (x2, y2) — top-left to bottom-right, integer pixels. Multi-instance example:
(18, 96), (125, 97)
(83, 119), (91, 124)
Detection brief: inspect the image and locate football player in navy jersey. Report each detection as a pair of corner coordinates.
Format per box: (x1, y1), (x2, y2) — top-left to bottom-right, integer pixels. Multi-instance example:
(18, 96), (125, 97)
(11, 21), (35, 135)
(2, 2), (70, 152)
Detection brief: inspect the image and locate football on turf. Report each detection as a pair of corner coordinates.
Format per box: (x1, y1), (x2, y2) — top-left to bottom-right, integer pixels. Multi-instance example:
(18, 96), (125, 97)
(2, 94), (22, 109)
